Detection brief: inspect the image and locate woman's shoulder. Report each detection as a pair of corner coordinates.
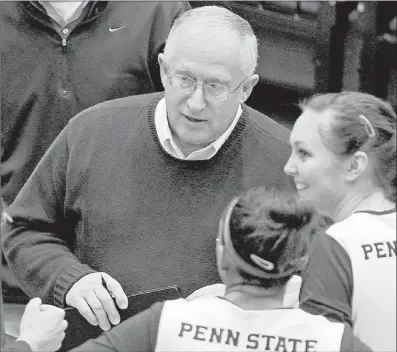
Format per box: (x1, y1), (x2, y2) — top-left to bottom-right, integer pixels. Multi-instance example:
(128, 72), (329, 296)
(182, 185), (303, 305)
(327, 210), (396, 238)
(323, 210), (396, 264)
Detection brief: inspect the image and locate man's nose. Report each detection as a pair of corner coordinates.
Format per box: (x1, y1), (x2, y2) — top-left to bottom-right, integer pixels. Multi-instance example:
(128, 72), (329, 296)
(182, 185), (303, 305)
(187, 84), (206, 112)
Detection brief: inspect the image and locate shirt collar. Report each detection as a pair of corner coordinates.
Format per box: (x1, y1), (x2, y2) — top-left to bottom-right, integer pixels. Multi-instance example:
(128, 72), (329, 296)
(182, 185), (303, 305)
(155, 98), (242, 160)
(37, 1), (89, 27)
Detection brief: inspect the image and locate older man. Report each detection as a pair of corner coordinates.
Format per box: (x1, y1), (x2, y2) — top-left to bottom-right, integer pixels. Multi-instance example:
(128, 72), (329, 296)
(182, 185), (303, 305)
(2, 6), (293, 333)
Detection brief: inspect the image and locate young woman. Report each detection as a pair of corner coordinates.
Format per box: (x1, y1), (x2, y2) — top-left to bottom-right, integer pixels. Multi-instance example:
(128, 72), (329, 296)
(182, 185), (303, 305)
(284, 91), (396, 352)
(69, 187), (370, 352)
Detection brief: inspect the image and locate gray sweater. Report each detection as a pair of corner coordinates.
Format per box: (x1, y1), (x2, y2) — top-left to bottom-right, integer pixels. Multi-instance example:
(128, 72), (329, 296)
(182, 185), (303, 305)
(2, 92), (293, 306)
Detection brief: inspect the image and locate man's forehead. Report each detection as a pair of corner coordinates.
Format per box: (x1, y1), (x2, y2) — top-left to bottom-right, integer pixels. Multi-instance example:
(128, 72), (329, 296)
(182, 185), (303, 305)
(168, 27), (242, 61)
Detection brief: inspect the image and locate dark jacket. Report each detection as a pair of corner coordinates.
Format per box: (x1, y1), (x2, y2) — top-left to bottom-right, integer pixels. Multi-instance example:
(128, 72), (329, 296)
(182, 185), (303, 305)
(0, 0), (190, 205)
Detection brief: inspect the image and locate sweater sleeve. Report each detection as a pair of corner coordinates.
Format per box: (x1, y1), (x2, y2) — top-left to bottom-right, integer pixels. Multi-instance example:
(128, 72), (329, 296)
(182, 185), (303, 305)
(69, 302), (164, 352)
(299, 231), (353, 325)
(1, 125), (96, 307)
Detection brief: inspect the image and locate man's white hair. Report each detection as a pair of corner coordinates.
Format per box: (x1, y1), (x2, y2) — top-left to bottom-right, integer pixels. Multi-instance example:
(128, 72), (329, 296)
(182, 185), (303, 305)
(164, 6), (258, 76)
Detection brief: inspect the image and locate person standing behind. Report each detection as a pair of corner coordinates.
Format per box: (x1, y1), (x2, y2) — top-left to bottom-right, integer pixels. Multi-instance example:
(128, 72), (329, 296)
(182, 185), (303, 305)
(2, 5), (292, 332)
(284, 91), (396, 351)
(1, 197), (67, 352)
(1, 295), (67, 352)
(0, 0), (190, 301)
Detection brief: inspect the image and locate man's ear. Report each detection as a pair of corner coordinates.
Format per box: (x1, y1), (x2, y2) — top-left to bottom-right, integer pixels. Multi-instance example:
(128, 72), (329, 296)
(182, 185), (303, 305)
(345, 151), (369, 182)
(239, 74), (259, 103)
(158, 53), (167, 88)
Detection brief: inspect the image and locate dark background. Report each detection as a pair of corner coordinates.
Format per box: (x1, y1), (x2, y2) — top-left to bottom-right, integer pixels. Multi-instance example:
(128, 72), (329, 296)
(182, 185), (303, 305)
(190, 1), (397, 129)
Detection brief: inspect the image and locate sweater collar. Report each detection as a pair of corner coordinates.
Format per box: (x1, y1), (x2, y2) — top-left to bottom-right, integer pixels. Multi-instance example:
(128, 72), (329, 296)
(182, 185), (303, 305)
(154, 98), (243, 160)
(147, 93), (249, 165)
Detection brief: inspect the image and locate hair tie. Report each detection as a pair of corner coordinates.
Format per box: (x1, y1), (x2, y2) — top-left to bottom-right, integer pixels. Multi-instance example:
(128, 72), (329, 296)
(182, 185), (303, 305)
(250, 254), (274, 271)
(220, 197), (307, 279)
(358, 114), (376, 138)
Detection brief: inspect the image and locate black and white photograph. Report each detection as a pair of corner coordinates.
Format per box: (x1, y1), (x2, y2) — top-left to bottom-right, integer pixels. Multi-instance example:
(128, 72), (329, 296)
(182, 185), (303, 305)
(1, 1), (396, 351)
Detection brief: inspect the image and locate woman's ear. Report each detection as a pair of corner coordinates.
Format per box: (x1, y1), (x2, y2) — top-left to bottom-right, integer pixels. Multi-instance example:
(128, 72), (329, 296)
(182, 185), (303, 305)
(345, 151), (369, 182)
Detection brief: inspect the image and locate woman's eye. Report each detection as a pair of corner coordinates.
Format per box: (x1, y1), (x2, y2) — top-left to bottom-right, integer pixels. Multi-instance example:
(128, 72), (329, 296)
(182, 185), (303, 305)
(298, 149), (310, 158)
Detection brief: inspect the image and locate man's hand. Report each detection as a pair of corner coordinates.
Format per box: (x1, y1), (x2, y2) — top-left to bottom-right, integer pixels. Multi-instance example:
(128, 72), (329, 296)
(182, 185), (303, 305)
(17, 297), (68, 352)
(65, 272), (128, 331)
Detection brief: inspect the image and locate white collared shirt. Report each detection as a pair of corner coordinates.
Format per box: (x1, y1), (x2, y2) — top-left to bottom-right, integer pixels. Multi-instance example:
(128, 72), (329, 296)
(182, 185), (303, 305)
(155, 98), (242, 160)
(38, 1), (88, 27)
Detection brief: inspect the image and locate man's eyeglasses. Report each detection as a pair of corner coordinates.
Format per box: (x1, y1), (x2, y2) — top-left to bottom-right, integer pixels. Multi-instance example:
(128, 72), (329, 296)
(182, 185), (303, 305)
(167, 74), (247, 102)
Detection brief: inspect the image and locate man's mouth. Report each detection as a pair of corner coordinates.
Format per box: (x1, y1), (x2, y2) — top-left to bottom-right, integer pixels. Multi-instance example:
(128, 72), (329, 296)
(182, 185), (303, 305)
(183, 114), (206, 123)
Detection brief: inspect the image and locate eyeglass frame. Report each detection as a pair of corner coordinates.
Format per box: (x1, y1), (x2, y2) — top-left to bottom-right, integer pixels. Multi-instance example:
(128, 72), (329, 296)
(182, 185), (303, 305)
(166, 72), (248, 102)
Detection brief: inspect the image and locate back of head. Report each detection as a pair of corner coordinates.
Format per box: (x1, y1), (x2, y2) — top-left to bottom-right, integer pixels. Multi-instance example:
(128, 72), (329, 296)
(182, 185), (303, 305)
(301, 91), (396, 203)
(164, 5), (258, 75)
(222, 187), (318, 287)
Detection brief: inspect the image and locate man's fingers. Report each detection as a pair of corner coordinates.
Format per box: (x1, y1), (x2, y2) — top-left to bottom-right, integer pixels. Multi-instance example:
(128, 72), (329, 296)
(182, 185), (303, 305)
(25, 297), (42, 313)
(41, 304), (66, 317)
(40, 305), (66, 324)
(65, 272), (125, 330)
(58, 319), (68, 332)
(49, 319), (68, 335)
(73, 296), (99, 326)
(101, 273), (128, 309)
(55, 319), (68, 334)
(85, 291), (111, 331)
(94, 285), (121, 325)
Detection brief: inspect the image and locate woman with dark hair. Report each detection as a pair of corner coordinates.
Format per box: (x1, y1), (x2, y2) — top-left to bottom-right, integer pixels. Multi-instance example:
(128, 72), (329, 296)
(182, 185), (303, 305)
(284, 91), (396, 351)
(68, 187), (370, 352)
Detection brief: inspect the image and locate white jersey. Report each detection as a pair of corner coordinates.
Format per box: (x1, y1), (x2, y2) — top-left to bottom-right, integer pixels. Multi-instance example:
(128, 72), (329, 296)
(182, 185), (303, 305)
(156, 297), (347, 352)
(70, 296), (370, 352)
(327, 211), (396, 351)
(300, 210), (396, 352)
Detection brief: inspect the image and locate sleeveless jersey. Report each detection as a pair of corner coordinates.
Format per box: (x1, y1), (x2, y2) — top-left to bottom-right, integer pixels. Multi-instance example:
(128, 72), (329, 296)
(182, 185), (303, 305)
(327, 211), (396, 351)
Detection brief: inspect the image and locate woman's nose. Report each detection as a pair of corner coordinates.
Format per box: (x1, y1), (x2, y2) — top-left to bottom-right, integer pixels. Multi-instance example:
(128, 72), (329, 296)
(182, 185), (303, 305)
(283, 157), (296, 176)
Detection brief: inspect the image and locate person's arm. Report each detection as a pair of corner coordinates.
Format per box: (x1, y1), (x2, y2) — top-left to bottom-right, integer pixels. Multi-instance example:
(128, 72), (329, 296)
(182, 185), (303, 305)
(1, 290), (29, 352)
(69, 302), (164, 352)
(340, 323), (373, 352)
(1, 291), (67, 352)
(1, 125), (95, 306)
(299, 231), (353, 325)
(147, 1), (191, 91)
